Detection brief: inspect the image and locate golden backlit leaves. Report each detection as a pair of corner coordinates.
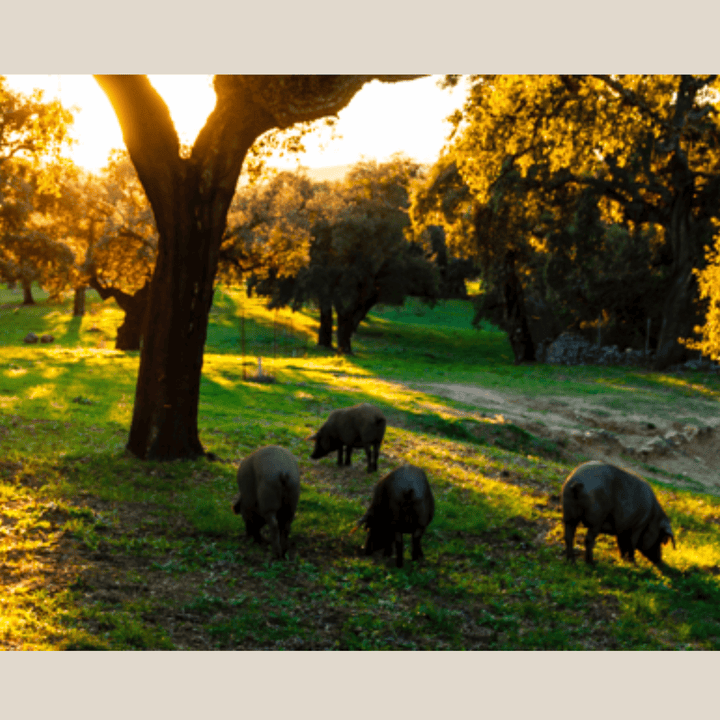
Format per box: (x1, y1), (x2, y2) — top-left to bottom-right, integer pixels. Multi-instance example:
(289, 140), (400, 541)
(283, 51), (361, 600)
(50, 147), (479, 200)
(413, 75), (720, 336)
(455, 75), (664, 206)
(0, 79), (77, 298)
(460, 75), (715, 208)
(222, 171), (315, 283)
(89, 149), (157, 294)
(685, 219), (720, 360)
(0, 78), (75, 167)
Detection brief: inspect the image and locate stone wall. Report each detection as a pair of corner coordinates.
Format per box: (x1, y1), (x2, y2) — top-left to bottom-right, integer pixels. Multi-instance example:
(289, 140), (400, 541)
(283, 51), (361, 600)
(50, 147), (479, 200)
(543, 331), (720, 372)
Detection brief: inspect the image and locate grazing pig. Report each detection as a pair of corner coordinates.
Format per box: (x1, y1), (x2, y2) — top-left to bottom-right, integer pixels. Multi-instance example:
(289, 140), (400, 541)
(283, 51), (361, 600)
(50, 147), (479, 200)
(562, 461), (675, 566)
(355, 464), (435, 568)
(309, 403), (386, 473)
(231, 445), (300, 560)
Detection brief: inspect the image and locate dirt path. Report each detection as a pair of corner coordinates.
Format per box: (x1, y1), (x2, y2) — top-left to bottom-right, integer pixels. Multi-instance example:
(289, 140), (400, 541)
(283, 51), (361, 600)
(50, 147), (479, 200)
(414, 382), (720, 494)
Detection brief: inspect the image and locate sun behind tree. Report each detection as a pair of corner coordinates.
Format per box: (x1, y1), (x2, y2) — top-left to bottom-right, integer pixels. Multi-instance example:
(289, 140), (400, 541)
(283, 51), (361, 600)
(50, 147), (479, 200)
(94, 75), (425, 461)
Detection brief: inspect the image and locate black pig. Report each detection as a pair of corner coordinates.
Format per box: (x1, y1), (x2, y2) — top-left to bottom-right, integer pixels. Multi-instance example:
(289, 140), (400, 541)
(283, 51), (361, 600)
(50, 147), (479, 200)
(356, 464), (435, 568)
(309, 403), (386, 472)
(562, 461), (675, 566)
(232, 445), (300, 560)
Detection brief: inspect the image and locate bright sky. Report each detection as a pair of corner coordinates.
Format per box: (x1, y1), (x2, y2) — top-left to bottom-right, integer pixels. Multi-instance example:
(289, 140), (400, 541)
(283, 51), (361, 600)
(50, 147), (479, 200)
(3, 75), (469, 174)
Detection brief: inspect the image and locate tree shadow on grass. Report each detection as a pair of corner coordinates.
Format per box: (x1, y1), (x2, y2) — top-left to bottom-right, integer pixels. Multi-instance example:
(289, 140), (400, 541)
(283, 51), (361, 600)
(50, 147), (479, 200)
(60, 316), (83, 346)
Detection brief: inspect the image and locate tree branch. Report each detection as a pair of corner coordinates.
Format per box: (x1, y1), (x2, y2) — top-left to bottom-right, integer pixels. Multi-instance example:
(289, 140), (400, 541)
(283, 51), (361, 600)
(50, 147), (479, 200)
(94, 76), (184, 231)
(86, 263), (149, 311)
(219, 76), (423, 129)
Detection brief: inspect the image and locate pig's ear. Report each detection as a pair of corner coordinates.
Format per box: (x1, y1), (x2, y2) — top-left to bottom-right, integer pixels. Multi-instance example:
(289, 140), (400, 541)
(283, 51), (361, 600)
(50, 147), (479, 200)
(231, 494), (242, 515)
(661, 520), (676, 549)
(305, 433), (317, 442)
(350, 513), (368, 533)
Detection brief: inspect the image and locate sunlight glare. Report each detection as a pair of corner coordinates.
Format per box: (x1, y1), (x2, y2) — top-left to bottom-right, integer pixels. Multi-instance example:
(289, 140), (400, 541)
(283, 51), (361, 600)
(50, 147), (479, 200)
(3, 74), (468, 174)
(147, 75), (216, 149)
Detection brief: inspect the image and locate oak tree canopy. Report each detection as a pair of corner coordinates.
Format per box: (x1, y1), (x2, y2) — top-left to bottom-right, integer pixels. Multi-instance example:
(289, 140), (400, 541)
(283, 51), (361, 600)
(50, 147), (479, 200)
(94, 75), (424, 460)
(0, 77), (75, 303)
(416, 74), (720, 368)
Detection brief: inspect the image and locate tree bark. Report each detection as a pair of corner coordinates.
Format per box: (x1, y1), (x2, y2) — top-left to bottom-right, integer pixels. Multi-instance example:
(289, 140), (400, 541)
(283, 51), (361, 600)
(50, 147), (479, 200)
(500, 251), (535, 363)
(94, 77), (266, 459)
(115, 300), (146, 351)
(654, 268), (696, 368)
(653, 187), (700, 369)
(87, 273), (150, 351)
(318, 300), (333, 348)
(334, 294), (378, 355)
(95, 75), (417, 460)
(22, 279), (35, 305)
(335, 310), (355, 355)
(73, 286), (86, 317)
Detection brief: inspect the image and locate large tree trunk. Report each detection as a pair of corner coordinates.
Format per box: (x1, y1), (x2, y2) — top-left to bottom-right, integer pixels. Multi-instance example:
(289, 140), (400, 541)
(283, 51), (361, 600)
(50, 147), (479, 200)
(653, 187), (701, 370)
(334, 294), (377, 355)
(502, 251), (535, 363)
(22, 279), (35, 305)
(128, 210), (217, 460)
(96, 75), (278, 460)
(115, 295), (147, 351)
(96, 75), (413, 461)
(335, 310), (355, 355)
(318, 300), (333, 348)
(87, 275), (150, 351)
(654, 271), (697, 369)
(73, 286), (86, 317)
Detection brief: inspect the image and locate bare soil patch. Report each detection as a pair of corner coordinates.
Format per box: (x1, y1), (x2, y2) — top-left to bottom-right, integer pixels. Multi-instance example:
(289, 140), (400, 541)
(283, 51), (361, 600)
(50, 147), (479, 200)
(414, 382), (720, 494)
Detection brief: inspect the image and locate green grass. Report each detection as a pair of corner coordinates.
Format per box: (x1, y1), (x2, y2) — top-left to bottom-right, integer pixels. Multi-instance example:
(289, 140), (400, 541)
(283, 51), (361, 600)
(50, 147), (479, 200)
(1, 283), (720, 649)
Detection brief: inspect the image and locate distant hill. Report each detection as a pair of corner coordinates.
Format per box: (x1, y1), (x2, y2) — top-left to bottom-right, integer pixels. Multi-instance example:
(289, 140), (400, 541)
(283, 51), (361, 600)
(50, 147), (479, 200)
(257, 161), (431, 186)
(299, 165), (353, 183)
(302, 162), (431, 184)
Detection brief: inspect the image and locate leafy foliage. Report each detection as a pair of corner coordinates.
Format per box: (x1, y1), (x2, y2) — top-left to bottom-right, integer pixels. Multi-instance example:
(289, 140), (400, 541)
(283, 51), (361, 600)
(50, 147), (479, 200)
(240, 116), (340, 186)
(414, 75), (720, 367)
(90, 149), (157, 296)
(0, 77), (76, 300)
(225, 156), (440, 353)
(94, 74), (424, 460)
(0, 161), (75, 301)
(685, 220), (720, 360)
(0, 77), (75, 169)
(219, 169), (316, 285)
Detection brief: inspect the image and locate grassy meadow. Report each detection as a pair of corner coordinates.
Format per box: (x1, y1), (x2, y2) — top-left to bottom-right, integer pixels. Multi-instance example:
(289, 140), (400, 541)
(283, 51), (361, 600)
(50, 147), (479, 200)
(1, 284), (720, 650)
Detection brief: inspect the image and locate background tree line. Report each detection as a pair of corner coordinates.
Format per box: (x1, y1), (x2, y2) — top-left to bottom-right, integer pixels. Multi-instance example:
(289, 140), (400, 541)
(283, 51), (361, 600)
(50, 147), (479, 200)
(220, 155), (475, 354)
(409, 74), (720, 370)
(8, 74), (720, 461)
(2, 81), (474, 361)
(0, 80), (158, 350)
